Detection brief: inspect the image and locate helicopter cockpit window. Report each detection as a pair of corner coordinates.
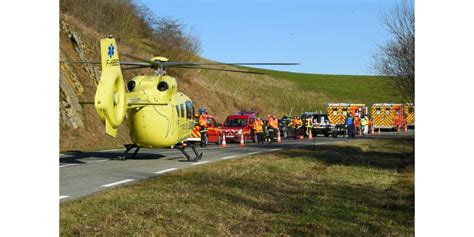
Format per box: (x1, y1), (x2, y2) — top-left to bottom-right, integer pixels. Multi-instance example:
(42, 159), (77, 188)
(180, 104), (185, 118)
(127, 80), (135, 92)
(175, 105), (180, 117)
(157, 81), (169, 92)
(185, 101), (193, 119)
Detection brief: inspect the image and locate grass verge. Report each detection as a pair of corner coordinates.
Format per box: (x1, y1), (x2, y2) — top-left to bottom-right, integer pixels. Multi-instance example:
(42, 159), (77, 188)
(61, 137), (414, 236)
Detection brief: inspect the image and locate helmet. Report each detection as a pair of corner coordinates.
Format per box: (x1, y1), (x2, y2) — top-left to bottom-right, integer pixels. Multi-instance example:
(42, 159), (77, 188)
(198, 107), (206, 114)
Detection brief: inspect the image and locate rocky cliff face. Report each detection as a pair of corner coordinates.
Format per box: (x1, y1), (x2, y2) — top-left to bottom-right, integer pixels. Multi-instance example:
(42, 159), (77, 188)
(60, 15), (131, 151)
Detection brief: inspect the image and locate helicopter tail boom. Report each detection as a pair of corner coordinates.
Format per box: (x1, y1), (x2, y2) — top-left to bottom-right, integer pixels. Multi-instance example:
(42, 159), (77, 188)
(94, 37), (127, 137)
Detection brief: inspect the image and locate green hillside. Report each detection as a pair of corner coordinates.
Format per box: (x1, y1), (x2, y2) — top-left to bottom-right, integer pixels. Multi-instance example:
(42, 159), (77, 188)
(250, 68), (400, 111)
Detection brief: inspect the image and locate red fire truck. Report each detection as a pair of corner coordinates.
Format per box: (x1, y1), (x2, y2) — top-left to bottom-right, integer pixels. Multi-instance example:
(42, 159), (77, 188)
(222, 111), (258, 144)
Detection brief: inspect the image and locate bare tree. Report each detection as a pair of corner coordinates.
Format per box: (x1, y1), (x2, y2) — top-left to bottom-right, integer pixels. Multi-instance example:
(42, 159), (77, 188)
(373, 0), (414, 102)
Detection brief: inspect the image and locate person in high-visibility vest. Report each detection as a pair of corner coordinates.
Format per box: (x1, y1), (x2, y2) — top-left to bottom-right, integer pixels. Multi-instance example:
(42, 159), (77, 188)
(360, 115), (369, 136)
(354, 115), (360, 135)
(293, 116), (303, 137)
(255, 117), (264, 144)
(267, 114), (278, 142)
(271, 115), (279, 141)
(304, 117), (313, 136)
(198, 108), (208, 145)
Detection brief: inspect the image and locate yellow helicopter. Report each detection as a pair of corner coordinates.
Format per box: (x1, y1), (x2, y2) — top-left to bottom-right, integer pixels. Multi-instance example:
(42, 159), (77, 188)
(64, 36), (298, 161)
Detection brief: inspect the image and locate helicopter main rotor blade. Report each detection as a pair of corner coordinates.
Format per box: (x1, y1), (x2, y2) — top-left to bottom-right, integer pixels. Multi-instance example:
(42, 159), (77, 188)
(121, 53), (162, 68)
(173, 66), (265, 75)
(170, 62), (300, 66)
(120, 53), (300, 68)
(61, 55), (299, 70)
(121, 65), (151, 71)
(162, 62), (300, 67)
(60, 60), (152, 67)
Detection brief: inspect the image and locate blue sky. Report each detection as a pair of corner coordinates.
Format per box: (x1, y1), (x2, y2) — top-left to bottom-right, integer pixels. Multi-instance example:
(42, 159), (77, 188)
(140, 0), (395, 75)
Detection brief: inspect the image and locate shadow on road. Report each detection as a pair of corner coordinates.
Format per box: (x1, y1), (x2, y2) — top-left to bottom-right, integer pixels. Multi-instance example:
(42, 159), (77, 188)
(60, 151), (166, 164)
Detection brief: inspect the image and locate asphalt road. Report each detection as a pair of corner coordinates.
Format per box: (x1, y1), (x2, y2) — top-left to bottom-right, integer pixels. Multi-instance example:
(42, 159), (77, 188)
(60, 131), (414, 202)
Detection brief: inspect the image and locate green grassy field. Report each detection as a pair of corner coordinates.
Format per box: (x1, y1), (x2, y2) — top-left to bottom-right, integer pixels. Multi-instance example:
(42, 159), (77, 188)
(60, 137), (414, 236)
(252, 68), (401, 109)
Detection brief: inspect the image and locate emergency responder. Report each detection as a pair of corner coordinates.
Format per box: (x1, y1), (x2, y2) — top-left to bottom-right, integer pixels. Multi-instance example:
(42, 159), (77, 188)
(249, 119), (256, 142)
(291, 116), (303, 137)
(297, 117), (304, 136)
(198, 108), (208, 146)
(345, 113), (355, 138)
(302, 117), (308, 134)
(271, 114), (279, 141)
(354, 115), (360, 135)
(361, 115), (369, 136)
(368, 117), (373, 134)
(267, 114), (275, 142)
(305, 116), (313, 137)
(255, 117), (264, 144)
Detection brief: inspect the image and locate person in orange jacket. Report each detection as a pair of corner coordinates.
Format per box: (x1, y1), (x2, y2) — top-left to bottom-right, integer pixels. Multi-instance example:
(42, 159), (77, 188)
(266, 114), (276, 142)
(255, 117), (264, 144)
(198, 108), (208, 145)
(271, 114), (279, 140)
(354, 115), (360, 135)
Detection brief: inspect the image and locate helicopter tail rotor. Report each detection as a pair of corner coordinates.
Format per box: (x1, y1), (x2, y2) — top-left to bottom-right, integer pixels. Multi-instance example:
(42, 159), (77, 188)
(95, 37), (127, 137)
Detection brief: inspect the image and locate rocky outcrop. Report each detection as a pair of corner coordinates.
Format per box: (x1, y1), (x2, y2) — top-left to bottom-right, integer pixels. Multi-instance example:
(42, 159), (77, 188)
(59, 22), (89, 130)
(60, 68), (85, 129)
(61, 20), (100, 83)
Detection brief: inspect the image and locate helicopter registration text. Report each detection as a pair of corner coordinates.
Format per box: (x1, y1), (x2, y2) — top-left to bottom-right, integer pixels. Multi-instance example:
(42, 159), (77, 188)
(106, 58), (120, 67)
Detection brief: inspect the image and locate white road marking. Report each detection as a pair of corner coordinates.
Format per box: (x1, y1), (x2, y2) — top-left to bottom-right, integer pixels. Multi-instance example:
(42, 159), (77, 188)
(221, 155), (237, 160)
(192, 161), (210, 165)
(101, 179), (135, 187)
(270, 148), (283, 151)
(101, 149), (123, 152)
(85, 160), (108, 164)
(59, 164), (77, 168)
(247, 151), (262, 155)
(60, 195), (69, 200)
(154, 168), (178, 174)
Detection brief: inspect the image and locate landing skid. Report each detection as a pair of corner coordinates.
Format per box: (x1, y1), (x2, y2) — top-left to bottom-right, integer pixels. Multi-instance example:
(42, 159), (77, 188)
(175, 142), (203, 161)
(118, 144), (140, 160)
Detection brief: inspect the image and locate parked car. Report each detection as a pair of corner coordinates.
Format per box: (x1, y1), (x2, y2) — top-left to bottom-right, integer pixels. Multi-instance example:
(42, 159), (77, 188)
(186, 114), (223, 147)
